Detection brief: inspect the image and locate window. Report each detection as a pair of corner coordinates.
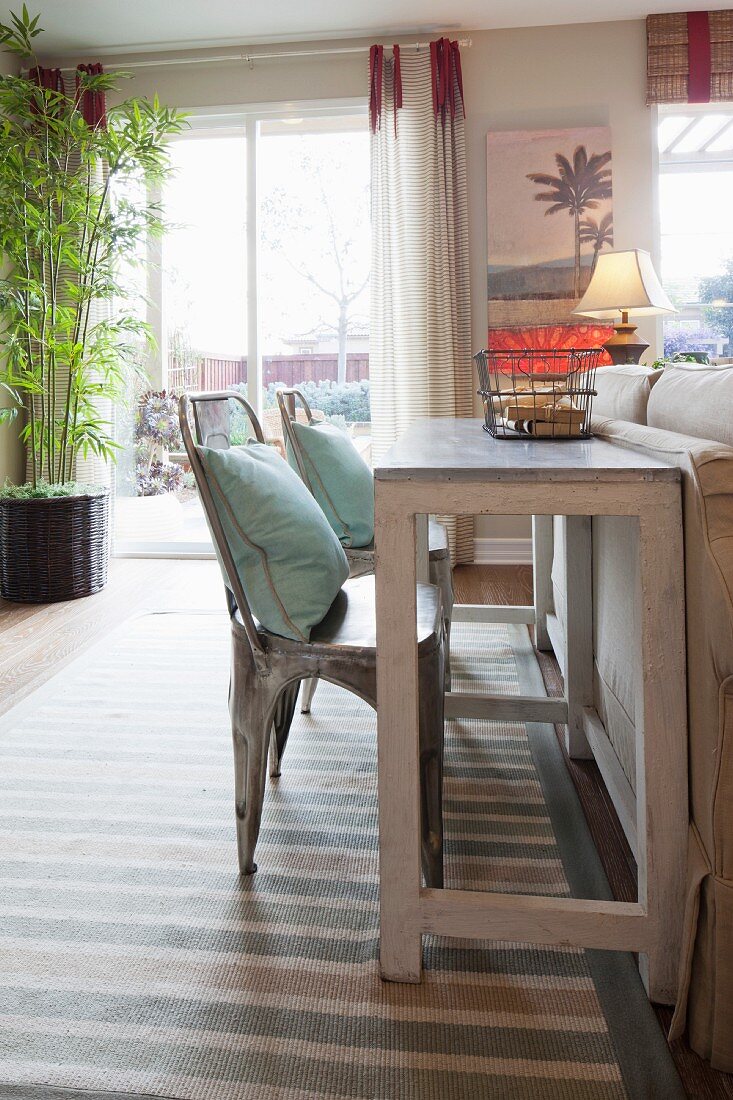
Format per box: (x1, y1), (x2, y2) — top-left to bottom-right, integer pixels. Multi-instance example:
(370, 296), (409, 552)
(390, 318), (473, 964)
(114, 101), (369, 555)
(658, 104), (733, 362)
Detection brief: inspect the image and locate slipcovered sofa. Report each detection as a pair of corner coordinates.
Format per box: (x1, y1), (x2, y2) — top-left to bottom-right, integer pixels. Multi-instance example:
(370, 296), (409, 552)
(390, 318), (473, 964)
(547, 362), (733, 1071)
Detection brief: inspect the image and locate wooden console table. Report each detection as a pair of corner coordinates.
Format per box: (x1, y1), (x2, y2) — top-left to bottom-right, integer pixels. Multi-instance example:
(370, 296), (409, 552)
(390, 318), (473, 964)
(373, 418), (687, 1004)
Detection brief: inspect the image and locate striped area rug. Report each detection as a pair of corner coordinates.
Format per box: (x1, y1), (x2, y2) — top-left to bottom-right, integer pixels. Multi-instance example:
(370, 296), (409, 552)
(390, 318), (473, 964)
(0, 612), (667, 1099)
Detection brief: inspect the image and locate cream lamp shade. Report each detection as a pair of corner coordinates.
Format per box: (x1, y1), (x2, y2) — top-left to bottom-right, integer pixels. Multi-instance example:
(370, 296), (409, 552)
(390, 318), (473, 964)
(573, 249), (676, 364)
(573, 249), (675, 319)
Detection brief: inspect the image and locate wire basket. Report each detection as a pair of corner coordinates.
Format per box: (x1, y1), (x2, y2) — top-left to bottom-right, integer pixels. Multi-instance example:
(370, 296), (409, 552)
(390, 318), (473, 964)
(474, 348), (602, 440)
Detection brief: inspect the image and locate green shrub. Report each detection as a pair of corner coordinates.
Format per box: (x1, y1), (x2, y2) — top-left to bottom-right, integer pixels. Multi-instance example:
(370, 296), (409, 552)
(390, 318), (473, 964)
(0, 480), (104, 500)
(226, 380), (371, 446)
(265, 380), (371, 423)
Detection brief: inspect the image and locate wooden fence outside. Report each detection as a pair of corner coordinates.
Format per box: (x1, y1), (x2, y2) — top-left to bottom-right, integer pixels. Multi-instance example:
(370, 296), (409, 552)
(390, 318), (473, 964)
(168, 353), (370, 394)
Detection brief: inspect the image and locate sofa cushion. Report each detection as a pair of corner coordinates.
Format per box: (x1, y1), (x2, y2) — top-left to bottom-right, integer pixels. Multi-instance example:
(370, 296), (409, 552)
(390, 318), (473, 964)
(199, 442), (350, 642)
(647, 362), (733, 447)
(286, 420), (375, 549)
(592, 515), (640, 790)
(592, 414), (733, 1067)
(592, 414), (733, 836)
(588, 364), (662, 424)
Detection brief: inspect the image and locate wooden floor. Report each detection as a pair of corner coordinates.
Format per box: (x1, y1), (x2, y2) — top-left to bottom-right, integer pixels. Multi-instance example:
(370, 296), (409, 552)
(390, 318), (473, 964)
(0, 557), (223, 720)
(0, 559), (730, 1100)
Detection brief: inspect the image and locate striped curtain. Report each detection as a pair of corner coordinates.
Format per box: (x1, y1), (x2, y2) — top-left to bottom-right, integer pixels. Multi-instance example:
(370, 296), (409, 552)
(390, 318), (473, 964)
(369, 42), (473, 564)
(647, 10), (733, 104)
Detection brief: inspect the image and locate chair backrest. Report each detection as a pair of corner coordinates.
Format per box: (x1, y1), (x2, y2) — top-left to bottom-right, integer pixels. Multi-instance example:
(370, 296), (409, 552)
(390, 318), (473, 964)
(192, 388), (266, 449)
(178, 391), (267, 666)
(276, 388), (317, 492)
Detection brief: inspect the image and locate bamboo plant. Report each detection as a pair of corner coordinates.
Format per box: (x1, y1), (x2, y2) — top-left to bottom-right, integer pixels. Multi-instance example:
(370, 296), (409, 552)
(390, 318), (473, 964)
(0, 7), (187, 492)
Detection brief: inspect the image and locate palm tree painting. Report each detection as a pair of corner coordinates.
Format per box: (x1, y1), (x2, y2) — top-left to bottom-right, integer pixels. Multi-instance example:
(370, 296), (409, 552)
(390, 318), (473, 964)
(486, 127), (614, 338)
(579, 212), (614, 278)
(527, 146), (612, 299)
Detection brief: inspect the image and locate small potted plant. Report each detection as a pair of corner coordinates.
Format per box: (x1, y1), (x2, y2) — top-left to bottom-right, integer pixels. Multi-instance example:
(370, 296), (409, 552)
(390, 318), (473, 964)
(0, 8), (186, 601)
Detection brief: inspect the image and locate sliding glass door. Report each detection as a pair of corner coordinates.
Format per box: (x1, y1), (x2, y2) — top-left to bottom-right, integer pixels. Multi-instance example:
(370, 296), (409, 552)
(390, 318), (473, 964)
(257, 114), (370, 457)
(115, 127), (247, 553)
(113, 100), (369, 555)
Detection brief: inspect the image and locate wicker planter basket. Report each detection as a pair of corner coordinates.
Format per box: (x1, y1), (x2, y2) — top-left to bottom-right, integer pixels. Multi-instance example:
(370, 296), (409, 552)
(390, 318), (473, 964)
(0, 489), (110, 603)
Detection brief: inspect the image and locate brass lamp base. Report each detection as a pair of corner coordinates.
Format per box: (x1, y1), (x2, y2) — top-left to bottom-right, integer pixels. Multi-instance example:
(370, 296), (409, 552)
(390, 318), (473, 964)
(602, 315), (649, 366)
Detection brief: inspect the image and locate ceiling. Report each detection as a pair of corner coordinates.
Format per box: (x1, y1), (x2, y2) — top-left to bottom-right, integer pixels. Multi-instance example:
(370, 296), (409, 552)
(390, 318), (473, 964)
(0, 0), (721, 57)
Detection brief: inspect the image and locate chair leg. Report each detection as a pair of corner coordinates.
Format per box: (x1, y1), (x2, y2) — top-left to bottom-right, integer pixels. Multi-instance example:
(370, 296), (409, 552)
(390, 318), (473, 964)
(443, 617), (452, 692)
(231, 720), (269, 875)
(230, 662), (286, 875)
(418, 642), (445, 889)
(430, 555), (453, 691)
(269, 681), (300, 776)
(300, 676), (319, 714)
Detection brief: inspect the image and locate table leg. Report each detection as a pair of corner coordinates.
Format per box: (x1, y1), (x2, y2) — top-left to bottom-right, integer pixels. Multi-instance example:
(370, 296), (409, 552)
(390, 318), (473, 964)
(415, 513), (430, 584)
(563, 515), (593, 759)
(375, 484), (423, 982)
(636, 502), (688, 1004)
(532, 515), (554, 652)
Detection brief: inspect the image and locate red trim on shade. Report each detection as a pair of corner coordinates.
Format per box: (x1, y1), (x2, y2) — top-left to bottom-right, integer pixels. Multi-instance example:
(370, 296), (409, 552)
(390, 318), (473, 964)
(369, 44), (383, 133)
(687, 10), (712, 103)
(392, 44), (402, 135)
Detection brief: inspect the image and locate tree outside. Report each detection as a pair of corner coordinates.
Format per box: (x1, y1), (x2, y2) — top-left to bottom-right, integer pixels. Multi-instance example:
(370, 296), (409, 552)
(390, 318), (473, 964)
(258, 133), (370, 386)
(700, 258), (733, 354)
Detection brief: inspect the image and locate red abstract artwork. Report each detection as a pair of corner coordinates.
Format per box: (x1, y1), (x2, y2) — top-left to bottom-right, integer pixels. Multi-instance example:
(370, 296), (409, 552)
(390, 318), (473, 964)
(486, 323), (614, 372)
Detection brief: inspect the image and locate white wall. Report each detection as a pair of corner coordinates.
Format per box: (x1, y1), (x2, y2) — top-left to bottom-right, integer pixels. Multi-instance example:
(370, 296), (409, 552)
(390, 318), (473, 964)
(37, 21), (659, 545)
(461, 21), (658, 540)
(104, 41), (368, 110)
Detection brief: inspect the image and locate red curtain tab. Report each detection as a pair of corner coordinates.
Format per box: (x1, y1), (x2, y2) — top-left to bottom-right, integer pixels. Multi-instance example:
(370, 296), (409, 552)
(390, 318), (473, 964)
(369, 44), (383, 133)
(687, 11), (712, 103)
(76, 63), (107, 128)
(430, 37), (465, 124)
(370, 38), (464, 133)
(28, 66), (64, 119)
(28, 66), (64, 93)
(392, 44), (403, 135)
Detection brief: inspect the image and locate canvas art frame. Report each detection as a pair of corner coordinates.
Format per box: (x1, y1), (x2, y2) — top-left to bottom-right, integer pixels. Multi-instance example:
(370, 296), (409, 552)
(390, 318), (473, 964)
(486, 126), (615, 356)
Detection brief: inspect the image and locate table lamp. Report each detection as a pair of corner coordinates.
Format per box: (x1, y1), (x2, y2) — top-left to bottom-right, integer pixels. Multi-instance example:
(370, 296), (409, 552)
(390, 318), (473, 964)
(573, 249), (676, 365)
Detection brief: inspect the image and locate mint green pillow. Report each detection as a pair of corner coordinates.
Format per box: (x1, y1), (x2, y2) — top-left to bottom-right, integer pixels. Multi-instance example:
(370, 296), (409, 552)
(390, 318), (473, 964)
(199, 442), (349, 642)
(286, 421), (374, 548)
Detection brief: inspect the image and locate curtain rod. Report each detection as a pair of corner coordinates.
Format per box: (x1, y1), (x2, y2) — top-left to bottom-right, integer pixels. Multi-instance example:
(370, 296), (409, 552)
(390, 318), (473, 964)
(34, 37), (472, 75)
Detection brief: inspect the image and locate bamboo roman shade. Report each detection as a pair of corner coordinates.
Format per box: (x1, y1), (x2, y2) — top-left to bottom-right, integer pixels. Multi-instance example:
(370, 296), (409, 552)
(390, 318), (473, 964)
(647, 10), (733, 104)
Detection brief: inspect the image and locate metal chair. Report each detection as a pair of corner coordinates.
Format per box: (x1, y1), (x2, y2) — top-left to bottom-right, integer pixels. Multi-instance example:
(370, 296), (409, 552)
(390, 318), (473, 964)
(276, 387), (454, 703)
(180, 390), (446, 887)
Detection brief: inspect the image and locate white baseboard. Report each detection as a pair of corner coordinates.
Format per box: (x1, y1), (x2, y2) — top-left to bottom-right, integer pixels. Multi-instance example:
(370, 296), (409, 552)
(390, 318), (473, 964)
(473, 537), (533, 565)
